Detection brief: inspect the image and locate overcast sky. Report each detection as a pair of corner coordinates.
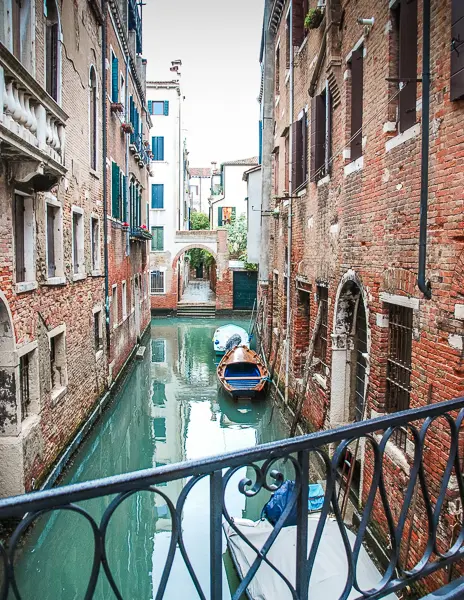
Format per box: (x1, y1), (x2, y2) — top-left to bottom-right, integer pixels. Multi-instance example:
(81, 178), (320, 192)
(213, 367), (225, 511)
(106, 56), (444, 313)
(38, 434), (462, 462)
(142, 0), (263, 167)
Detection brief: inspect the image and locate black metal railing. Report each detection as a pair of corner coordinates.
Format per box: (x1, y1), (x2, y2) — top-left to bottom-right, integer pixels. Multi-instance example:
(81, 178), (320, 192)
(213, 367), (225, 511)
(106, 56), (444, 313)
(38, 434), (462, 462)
(1, 398), (464, 599)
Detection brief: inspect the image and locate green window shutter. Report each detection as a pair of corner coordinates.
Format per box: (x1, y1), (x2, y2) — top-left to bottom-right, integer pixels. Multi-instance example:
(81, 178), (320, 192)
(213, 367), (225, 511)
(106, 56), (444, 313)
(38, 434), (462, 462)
(163, 100), (169, 116)
(148, 100), (153, 114)
(231, 207), (236, 221)
(122, 174), (127, 222)
(151, 184), (164, 208)
(158, 227), (164, 250)
(112, 162), (120, 218)
(218, 206), (223, 226)
(111, 55), (119, 103)
(151, 227), (156, 250)
(152, 137), (164, 160)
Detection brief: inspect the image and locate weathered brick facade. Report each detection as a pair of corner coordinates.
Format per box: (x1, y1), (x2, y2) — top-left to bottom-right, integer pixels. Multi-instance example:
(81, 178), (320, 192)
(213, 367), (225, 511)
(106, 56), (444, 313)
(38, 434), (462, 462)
(260, 0), (464, 590)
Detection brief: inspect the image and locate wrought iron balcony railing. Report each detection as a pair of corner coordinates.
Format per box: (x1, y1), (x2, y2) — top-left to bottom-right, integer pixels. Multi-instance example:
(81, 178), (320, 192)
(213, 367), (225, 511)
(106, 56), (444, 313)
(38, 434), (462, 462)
(129, 226), (152, 241)
(1, 398), (464, 599)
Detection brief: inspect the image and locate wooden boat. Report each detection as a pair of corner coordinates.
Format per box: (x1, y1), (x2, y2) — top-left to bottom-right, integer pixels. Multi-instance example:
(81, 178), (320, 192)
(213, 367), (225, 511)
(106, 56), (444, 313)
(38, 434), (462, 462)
(217, 346), (269, 399)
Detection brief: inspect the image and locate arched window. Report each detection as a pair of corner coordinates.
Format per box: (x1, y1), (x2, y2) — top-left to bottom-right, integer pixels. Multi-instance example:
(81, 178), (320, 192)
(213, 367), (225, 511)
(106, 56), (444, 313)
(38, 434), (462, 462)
(45, 0), (60, 101)
(89, 66), (97, 170)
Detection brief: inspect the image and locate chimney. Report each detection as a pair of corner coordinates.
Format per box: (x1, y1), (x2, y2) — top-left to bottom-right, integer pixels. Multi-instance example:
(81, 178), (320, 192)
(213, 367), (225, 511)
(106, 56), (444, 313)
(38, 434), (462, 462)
(211, 161), (217, 174)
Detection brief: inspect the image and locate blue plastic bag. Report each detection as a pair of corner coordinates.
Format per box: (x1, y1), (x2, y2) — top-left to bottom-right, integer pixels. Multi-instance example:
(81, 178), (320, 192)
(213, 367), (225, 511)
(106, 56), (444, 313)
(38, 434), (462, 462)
(262, 481), (325, 527)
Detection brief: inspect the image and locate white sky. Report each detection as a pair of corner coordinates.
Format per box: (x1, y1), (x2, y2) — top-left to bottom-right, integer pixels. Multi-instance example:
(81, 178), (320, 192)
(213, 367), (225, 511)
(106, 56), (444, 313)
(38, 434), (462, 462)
(142, 0), (264, 167)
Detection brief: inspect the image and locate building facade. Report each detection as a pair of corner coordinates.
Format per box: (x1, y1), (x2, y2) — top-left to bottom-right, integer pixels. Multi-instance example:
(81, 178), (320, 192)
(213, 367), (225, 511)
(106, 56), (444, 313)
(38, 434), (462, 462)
(189, 167), (212, 214)
(258, 0), (464, 589)
(0, 0), (151, 497)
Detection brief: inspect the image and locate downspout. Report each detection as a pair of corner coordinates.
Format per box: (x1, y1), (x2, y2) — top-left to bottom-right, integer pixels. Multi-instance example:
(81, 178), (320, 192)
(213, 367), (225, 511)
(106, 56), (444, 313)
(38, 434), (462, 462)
(178, 88), (182, 231)
(285, 1), (294, 405)
(102, 0), (110, 354)
(417, 0), (431, 298)
(125, 54), (130, 257)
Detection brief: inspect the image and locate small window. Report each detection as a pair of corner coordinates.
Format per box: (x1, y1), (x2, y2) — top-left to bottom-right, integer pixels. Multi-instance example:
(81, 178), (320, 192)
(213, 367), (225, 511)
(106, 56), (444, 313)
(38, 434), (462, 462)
(91, 217), (100, 272)
(152, 381), (166, 406)
(150, 270), (165, 294)
(152, 136), (165, 161)
(112, 284), (118, 328)
(310, 83), (332, 181)
(49, 331), (67, 395)
(275, 46), (280, 95)
(292, 111), (308, 189)
(122, 281), (127, 320)
(350, 47), (364, 161)
(131, 278), (135, 310)
(386, 304), (413, 449)
(111, 162), (123, 220)
(46, 201), (63, 280)
(153, 417), (166, 440)
(152, 101), (164, 115)
(151, 226), (164, 251)
(94, 310), (103, 352)
(72, 209), (84, 277)
(111, 51), (119, 103)
(14, 194), (35, 285)
(292, 0), (308, 48)
(152, 339), (166, 363)
(18, 346), (39, 421)
(314, 286), (328, 376)
(151, 184), (164, 209)
(45, 0), (60, 102)
(284, 132), (290, 190)
(89, 67), (97, 170)
(120, 73), (125, 112)
(217, 207), (236, 227)
(274, 149), (279, 195)
(285, 12), (291, 69)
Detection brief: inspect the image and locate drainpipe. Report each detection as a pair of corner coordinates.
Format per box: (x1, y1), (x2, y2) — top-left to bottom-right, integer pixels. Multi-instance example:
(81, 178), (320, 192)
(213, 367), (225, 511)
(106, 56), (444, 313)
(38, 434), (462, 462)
(417, 0), (431, 299)
(102, 0), (110, 354)
(125, 54), (130, 257)
(178, 87), (182, 231)
(285, 1), (294, 405)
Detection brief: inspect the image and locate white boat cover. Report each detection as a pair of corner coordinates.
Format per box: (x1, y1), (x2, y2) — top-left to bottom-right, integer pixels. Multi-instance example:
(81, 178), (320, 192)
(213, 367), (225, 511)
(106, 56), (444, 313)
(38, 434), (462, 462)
(213, 324), (249, 353)
(225, 516), (397, 600)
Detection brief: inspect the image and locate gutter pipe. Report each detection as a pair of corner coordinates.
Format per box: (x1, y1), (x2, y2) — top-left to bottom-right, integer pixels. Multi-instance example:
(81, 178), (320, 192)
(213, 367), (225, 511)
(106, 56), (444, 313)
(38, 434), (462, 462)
(102, 0), (111, 354)
(418, 0), (432, 298)
(125, 54), (130, 256)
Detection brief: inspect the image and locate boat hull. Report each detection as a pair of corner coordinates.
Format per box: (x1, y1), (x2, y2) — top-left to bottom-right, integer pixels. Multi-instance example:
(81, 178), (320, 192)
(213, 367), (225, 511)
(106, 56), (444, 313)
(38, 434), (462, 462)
(217, 346), (269, 401)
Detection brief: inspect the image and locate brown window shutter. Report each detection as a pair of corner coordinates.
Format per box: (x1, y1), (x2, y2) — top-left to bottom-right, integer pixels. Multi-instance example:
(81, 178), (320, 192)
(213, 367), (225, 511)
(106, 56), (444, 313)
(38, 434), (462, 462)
(12, 0), (21, 60)
(301, 113), (308, 183)
(451, 0), (464, 101)
(310, 98), (317, 181)
(350, 47), (363, 161)
(398, 0), (418, 132)
(292, 0), (305, 48)
(291, 122), (298, 189)
(324, 87), (332, 175)
(15, 196), (25, 283)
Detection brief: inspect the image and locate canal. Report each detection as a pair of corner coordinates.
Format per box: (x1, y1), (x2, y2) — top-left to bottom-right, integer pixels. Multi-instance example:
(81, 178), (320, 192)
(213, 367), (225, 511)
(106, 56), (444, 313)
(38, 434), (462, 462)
(11, 317), (289, 599)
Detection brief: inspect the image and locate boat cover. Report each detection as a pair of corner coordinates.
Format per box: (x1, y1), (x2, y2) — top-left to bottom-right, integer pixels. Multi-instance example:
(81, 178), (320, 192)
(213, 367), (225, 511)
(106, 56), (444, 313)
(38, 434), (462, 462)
(225, 515), (397, 600)
(213, 325), (249, 353)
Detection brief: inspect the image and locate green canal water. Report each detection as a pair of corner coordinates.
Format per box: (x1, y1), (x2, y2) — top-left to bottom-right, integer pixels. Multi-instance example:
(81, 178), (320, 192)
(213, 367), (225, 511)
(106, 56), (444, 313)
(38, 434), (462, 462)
(11, 317), (290, 599)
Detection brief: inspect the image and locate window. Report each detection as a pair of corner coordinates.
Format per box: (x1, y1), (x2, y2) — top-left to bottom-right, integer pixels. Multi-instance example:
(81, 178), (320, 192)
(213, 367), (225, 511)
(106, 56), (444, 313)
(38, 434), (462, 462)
(150, 270), (165, 294)
(120, 73), (125, 112)
(46, 200), (63, 280)
(122, 281), (127, 319)
(272, 274), (279, 330)
(314, 286), (328, 376)
(153, 417), (166, 441)
(217, 206), (235, 226)
(91, 217), (100, 272)
(130, 181), (141, 228)
(292, 0), (308, 48)
(149, 100), (169, 116)
(350, 47), (364, 161)
(111, 162), (124, 220)
(18, 344), (39, 421)
(14, 194), (34, 285)
(111, 51), (119, 103)
(275, 46), (280, 95)
(12, 0), (21, 59)
(385, 304), (413, 449)
(89, 67), (97, 170)
(310, 83), (332, 181)
(190, 185), (198, 195)
(112, 284), (118, 328)
(72, 209), (84, 277)
(295, 289), (310, 377)
(292, 111), (308, 189)
(451, 0), (464, 101)
(94, 309), (103, 352)
(152, 136), (164, 161)
(151, 226), (164, 251)
(45, 0), (60, 102)
(152, 381), (166, 406)
(285, 12), (291, 69)
(152, 339), (166, 363)
(274, 149), (279, 195)
(19, 353), (31, 419)
(284, 132), (289, 190)
(49, 329), (67, 396)
(151, 184), (164, 209)
(392, 0), (418, 132)
(131, 277), (135, 310)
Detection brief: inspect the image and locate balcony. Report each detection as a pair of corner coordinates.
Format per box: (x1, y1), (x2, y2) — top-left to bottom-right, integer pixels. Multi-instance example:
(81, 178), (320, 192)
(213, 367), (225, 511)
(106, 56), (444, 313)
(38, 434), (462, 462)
(0, 43), (67, 190)
(129, 133), (150, 169)
(0, 398), (464, 598)
(130, 226), (152, 241)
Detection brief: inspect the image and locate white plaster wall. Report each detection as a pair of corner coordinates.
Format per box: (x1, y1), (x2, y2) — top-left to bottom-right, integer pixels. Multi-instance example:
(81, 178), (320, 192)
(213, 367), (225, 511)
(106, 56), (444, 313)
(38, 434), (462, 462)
(189, 175), (211, 215)
(211, 165), (253, 228)
(246, 168), (262, 264)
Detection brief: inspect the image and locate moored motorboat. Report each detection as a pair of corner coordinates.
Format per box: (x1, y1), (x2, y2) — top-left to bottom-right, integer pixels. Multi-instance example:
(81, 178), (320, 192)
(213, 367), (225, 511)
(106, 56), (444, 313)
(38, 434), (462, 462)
(213, 324), (250, 355)
(217, 346), (268, 399)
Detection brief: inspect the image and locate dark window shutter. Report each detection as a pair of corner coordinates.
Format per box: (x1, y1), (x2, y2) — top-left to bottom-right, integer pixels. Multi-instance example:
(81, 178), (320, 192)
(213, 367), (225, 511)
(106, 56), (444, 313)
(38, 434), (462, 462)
(292, 120), (303, 189)
(47, 207), (55, 278)
(158, 136), (164, 160)
(302, 112), (308, 182)
(158, 227), (164, 250)
(122, 174), (127, 222)
(310, 99), (317, 181)
(324, 87), (332, 174)
(148, 100), (153, 114)
(292, 0), (305, 48)
(111, 55), (119, 103)
(163, 101), (169, 116)
(350, 47), (364, 161)
(218, 207), (223, 226)
(112, 162), (120, 218)
(15, 195), (25, 282)
(311, 94), (326, 180)
(46, 23), (59, 101)
(451, 0), (464, 101)
(398, 0), (418, 132)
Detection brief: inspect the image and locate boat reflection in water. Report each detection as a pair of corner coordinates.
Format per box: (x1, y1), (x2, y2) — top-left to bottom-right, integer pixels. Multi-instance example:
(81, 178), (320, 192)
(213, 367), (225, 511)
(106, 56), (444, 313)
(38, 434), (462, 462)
(217, 388), (267, 428)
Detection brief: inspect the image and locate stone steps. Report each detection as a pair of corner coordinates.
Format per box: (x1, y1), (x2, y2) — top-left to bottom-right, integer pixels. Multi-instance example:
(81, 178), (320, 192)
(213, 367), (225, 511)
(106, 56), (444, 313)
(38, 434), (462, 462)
(176, 304), (216, 318)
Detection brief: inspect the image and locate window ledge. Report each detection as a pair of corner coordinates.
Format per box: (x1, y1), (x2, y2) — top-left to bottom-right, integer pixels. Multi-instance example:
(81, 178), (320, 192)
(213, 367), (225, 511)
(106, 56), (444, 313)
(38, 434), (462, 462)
(294, 181), (308, 196)
(344, 155), (364, 177)
(313, 373), (327, 390)
(44, 276), (66, 286)
(72, 272), (87, 282)
(51, 386), (67, 405)
(89, 168), (100, 180)
(385, 123), (420, 152)
(150, 208), (165, 211)
(95, 349), (104, 361)
(150, 292), (165, 295)
(91, 269), (102, 277)
(316, 175), (331, 187)
(16, 281), (38, 294)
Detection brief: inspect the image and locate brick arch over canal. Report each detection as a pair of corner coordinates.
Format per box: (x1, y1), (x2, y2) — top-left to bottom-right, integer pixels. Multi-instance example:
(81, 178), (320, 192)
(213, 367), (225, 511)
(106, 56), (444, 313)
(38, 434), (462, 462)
(150, 229), (233, 312)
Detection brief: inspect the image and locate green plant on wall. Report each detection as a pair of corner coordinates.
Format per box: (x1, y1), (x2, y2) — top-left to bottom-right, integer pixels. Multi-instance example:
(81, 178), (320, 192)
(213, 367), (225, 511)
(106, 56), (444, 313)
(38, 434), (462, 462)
(304, 7), (323, 30)
(190, 211), (210, 231)
(187, 211), (213, 268)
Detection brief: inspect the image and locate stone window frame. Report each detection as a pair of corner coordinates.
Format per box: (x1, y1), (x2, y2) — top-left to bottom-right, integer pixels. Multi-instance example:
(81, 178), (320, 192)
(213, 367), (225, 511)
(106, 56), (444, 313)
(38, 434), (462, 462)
(92, 304), (103, 360)
(71, 205), (86, 281)
(150, 269), (166, 295)
(343, 37), (366, 176)
(90, 213), (101, 275)
(44, 0), (63, 106)
(14, 190), (37, 294)
(44, 194), (65, 286)
(121, 280), (127, 321)
(1, 0), (36, 73)
(111, 283), (118, 329)
(47, 323), (67, 404)
(16, 340), (40, 423)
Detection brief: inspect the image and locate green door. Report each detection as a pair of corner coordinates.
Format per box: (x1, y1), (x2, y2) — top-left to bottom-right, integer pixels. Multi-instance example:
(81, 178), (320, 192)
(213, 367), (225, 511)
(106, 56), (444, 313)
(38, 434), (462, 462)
(233, 271), (258, 310)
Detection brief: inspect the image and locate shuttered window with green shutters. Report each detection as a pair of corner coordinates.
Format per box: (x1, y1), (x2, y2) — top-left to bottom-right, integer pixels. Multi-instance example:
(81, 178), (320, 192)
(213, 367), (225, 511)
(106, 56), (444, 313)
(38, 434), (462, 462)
(151, 226), (164, 251)
(111, 162), (120, 219)
(122, 174), (127, 222)
(151, 184), (164, 209)
(148, 100), (153, 114)
(217, 206), (223, 226)
(152, 136), (164, 160)
(163, 100), (169, 116)
(111, 53), (119, 103)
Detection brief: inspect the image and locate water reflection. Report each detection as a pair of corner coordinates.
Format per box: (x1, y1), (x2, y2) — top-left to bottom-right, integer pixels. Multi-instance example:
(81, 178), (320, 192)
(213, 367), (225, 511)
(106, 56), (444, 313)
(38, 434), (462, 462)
(11, 317), (288, 599)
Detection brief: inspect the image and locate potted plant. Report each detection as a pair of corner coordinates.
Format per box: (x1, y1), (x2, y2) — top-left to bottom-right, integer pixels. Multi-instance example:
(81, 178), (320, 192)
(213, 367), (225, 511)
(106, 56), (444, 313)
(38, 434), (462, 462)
(304, 7), (323, 30)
